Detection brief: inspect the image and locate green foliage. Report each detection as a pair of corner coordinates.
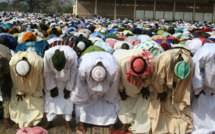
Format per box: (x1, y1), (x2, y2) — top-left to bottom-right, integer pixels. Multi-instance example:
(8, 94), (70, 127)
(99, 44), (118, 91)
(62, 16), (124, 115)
(12, 3), (29, 12)
(62, 6), (73, 13)
(0, 0), (74, 13)
(12, 0), (53, 12)
(0, 2), (8, 11)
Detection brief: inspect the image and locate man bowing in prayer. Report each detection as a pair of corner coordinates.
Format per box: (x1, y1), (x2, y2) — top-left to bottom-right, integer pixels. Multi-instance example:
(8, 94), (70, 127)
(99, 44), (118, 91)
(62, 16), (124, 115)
(43, 44), (77, 130)
(113, 48), (156, 133)
(9, 50), (44, 128)
(149, 48), (193, 134)
(72, 51), (120, 133)
(192, 43), (215, 134)
(0, 44), (13, 129)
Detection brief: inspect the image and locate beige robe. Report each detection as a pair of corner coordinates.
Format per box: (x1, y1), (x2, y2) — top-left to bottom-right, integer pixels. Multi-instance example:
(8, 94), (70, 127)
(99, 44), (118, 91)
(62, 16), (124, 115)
(114, 49), (152, 134)
(9, 51), (44, 128)
(149, 49), (193, 134)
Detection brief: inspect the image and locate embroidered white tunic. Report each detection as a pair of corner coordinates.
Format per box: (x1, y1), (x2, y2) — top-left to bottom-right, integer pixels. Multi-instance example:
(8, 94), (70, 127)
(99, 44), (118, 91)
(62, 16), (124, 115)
(43, 45), (77, 121)
(73, 51), (120, 126)
(192, 43), (215, 134)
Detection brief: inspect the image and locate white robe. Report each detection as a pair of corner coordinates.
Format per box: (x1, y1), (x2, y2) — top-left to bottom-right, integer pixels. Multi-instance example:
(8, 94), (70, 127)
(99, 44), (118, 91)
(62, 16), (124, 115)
(72, 51), (120, 126)
(43, 46), (77, 120)
(192, 43), (215, 134)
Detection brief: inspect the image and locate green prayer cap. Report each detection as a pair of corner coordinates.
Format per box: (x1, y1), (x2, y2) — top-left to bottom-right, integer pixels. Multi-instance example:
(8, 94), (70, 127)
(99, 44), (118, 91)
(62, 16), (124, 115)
(52, 50), (66, 71)
(157, 30), (165, 35)
(174, 61), (190, 80)
(81, 46), (104, 57)
(179, 41), (186, 46)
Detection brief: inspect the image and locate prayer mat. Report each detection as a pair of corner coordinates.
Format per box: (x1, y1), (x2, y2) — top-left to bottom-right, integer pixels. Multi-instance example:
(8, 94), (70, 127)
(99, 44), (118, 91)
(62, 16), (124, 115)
(0, 118), (112, 134)
(111, 131), (133, 134)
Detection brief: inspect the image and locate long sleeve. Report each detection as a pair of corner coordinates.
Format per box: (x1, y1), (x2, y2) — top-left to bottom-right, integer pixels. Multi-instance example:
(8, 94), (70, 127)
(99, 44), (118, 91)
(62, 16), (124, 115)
(43, 54), (57, 91)
(66, 59), (77, 91)
(9, 52), (24, 95)
(104, 71), (120, 104)
(10, 51), (44, 95)
(33, 59), (44, 97)
(119, 69), (125, 91)
(72, 72), (89, 105)
(153, 56), (171, 94)
(192, 52), (204, 95)
(16, 87), (25, 95)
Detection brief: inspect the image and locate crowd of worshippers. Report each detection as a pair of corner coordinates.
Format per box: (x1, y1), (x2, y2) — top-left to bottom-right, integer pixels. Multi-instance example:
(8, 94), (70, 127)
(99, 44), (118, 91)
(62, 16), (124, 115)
(0, 11), (215, 134)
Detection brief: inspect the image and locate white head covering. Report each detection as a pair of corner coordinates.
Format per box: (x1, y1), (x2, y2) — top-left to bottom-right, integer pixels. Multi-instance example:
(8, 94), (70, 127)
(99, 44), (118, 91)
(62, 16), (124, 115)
(185, 38), (202, 55)
(47, 37), (63, 45)
(75, 31), (89, 38)
(77, 41), (86, 51)
(180, 32), (194, 41)
(15, 59), (31, 77)
(137, 35), (151, 42)
(100, 29), (106, 33)
(79, 29), (91, 35)
(89, 37), (103, 44)
(78, 52), (119, 93)
(91, 65), (106, 82)
(114, 41), (133, 50)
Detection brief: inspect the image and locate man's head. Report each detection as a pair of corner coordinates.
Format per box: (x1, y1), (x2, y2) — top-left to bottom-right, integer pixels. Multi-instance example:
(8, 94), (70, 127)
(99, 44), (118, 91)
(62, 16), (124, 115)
(126, 53), (154, 87)
(130, 56), (147, 75)
(0, 37), (10, 47)
(121, 43), (129, 50)
(91, 62), (107, 82)
(52, 49), (66, 71)
(50, 28), (59, 36)
(77, 41), (86, 51)
(22, 32), (37, 42)
(174, 61), (190, 80)
(15, 57), (31, 77)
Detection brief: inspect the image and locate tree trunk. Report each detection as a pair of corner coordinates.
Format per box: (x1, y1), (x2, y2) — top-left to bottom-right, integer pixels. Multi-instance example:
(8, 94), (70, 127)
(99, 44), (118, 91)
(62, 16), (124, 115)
(56, 0), (60, 13)
(29, 0), (35, 12)
(7, 0), (10, 11)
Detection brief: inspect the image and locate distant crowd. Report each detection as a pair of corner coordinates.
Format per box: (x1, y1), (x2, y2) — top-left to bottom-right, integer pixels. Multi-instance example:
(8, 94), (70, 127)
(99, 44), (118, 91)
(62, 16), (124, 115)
(0, 11), (215, 134)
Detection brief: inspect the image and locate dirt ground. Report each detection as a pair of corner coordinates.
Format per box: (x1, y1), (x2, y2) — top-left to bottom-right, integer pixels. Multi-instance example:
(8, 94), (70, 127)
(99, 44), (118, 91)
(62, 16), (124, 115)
(0, 116), (112, 134)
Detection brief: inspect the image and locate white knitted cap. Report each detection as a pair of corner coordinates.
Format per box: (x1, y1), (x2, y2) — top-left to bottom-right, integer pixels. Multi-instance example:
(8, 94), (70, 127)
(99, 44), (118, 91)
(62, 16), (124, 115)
(15, 60), (31, 77)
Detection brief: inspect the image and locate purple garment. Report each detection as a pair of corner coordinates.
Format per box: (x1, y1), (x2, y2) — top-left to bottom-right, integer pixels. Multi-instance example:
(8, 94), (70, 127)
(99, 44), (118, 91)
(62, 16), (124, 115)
(155, 39), (171, 51)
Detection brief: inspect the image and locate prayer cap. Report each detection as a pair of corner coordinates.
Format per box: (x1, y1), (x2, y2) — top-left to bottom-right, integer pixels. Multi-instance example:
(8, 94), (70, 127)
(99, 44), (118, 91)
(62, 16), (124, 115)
(91, 65), (106, 82)
(174, 61), (190, 80)
(15, 58), (31, 77)
(51, 50), (66, 71)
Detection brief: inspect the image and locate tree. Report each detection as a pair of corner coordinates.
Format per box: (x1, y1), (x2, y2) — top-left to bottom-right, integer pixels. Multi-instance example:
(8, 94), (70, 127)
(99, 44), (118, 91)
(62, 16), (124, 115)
(62, 6), (73, 13)
(13, 0), (35, 12)
(11, 0), (74, 13)
(7, 0), (10, 11)
(0, 2), (8, 11)
(12, 0), (52, 12)
(47, 0), (74, 13)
